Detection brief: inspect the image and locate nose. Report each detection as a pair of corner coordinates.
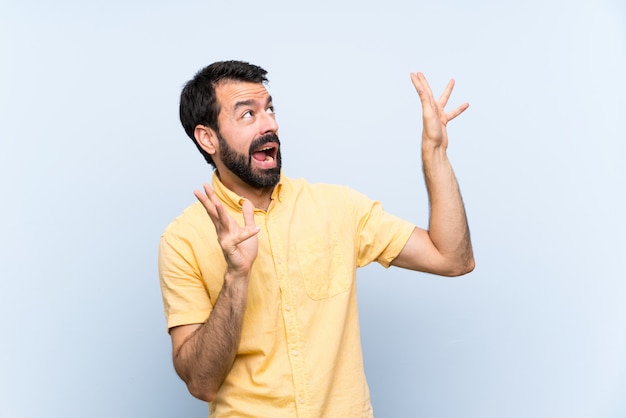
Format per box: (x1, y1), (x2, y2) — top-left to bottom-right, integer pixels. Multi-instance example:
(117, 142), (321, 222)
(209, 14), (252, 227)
(260, 110), (278, 135)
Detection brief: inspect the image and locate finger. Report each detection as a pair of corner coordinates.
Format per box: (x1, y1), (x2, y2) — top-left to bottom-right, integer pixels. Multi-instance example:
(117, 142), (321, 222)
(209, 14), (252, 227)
(438, 79), (455, 108)
(204, 183), (231, 219)
(212, 197), (233, 228)
(194, 186), (216, 215)
(234, 224), (261, 244)
(417, 72), (433, 95)
(411, 72), (439, 120)
(202, 182), (219, 202)
(410, 72), (434, 100)
(194, 184), (221, 224)
(446, 102), (470, 122)
(241, 199), (258, 231)
(227, 201), (260, 244)
(410, 72), (424, 97)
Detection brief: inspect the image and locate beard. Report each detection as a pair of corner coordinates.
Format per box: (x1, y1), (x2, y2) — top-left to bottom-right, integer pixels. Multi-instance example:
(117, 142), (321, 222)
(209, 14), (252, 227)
(216, 131), (282, 189)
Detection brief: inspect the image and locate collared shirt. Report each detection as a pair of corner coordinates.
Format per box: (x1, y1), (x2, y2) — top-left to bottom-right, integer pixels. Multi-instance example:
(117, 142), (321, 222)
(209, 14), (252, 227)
(159, 173), (415, 418)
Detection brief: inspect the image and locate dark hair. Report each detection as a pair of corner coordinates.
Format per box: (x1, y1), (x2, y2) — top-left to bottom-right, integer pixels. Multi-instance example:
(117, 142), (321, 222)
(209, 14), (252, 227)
(179, 60), (269, 167)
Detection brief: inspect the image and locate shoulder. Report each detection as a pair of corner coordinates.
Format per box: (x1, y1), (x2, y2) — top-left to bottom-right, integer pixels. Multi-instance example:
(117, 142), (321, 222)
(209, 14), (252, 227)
(285, 176), (366, 202)
(161, 201), (213, 242)
(279, 177), (378, 224)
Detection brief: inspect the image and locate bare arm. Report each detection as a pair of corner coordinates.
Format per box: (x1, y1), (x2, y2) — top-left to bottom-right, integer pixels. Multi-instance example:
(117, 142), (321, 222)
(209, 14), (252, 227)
(171, 184), (260, 402)
(391, 72), (475, 276)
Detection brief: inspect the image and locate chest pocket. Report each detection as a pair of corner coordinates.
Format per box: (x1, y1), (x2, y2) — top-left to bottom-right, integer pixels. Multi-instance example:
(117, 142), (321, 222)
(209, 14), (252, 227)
(295, 234), (353, 300)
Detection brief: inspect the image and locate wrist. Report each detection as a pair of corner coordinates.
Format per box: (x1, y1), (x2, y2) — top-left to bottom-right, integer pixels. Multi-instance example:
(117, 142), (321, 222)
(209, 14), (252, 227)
(221, 271), (250, 305)
(224, 269), (251, 285)
(422, 143), (447, 163)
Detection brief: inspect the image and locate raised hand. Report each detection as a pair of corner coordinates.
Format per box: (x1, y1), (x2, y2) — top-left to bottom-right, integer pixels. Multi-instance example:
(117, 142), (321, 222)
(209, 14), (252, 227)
(410, 72), (469, 150)
(194, 184), (260, 276)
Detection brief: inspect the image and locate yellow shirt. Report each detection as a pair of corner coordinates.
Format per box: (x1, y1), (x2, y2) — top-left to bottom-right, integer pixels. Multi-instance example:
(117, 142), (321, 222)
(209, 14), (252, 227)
(159, 173), (415, 418)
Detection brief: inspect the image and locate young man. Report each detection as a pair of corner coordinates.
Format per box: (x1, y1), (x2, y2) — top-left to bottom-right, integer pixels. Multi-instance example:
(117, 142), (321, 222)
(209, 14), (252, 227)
(159, 60), (474, 417)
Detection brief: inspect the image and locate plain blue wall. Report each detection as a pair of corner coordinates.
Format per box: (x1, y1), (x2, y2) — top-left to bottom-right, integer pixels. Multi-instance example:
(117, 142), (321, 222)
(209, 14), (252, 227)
(1, 0), (625, 417)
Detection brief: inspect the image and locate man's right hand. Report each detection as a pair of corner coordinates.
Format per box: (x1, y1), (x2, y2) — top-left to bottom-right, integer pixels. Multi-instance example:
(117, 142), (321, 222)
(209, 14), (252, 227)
(194, 183), (261, 277)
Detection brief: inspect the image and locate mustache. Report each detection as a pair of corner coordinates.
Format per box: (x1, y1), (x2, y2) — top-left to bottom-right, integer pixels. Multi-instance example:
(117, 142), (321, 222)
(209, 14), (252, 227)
(249, 133), (280, 154)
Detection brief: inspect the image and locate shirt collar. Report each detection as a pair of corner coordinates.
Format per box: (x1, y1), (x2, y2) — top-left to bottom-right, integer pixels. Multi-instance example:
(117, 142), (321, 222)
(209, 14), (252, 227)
(211, 171), (285, 211)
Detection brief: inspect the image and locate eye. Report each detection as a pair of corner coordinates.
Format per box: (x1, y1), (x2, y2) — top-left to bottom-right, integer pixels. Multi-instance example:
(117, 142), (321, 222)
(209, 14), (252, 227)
(242, 110), (253, 119)
(266, 106), (275, 115)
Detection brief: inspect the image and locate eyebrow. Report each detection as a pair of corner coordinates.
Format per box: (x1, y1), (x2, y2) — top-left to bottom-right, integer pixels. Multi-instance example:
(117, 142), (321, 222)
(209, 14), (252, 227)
(233, 95), (273, 111)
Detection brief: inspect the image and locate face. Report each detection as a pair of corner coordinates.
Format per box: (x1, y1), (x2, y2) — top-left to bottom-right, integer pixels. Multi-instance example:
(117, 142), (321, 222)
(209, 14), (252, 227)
(211, 81), (281, 189)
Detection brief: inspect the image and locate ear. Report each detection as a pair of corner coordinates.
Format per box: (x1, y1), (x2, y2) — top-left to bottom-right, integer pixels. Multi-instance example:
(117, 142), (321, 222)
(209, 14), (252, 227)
(194, 125), (217, 156)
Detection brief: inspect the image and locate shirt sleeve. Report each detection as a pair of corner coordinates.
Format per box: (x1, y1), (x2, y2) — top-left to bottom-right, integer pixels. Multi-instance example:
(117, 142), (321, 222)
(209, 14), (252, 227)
(351, 190), (416, 268)
(158, 230), (213, 332)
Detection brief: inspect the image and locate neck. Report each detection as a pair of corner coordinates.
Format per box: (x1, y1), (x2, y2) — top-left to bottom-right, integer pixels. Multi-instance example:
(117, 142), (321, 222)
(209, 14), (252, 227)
(239, 186), (273, 211)
(217, 170), (274, 211)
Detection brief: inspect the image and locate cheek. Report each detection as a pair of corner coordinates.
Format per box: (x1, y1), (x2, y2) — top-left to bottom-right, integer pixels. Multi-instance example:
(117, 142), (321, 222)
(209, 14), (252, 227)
(224, 128), (255, 152)
(220, 127), (250, 154)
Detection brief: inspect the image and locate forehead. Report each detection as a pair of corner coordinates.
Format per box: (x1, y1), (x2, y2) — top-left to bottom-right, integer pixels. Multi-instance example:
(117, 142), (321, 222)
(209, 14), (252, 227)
(214, 80), (270, 112)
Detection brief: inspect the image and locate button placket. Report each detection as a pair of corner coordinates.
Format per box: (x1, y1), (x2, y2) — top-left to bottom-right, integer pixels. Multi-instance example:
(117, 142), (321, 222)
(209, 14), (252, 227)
(267, 215), (309, 416)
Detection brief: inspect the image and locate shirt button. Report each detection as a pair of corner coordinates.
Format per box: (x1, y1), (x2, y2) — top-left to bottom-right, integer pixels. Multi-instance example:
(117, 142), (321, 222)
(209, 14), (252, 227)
(276, 257), (282, 264)
(292, 350), (299, 357)
(299, 398), (305, 404)
(285, 305), (291, 312)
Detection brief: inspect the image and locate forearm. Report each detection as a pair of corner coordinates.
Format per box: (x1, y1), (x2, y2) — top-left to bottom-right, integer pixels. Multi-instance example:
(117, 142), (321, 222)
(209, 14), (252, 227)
(422, 144), (474, 275)
(174, 272), (249, 402)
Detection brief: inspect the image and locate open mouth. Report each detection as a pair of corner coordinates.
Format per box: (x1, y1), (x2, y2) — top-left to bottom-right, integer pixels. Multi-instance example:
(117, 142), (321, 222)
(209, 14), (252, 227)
(251, 144), (278, 163)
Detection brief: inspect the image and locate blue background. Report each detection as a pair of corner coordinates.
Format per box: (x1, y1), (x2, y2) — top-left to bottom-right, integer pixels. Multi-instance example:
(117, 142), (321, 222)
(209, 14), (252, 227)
(1, 0), (625, 416)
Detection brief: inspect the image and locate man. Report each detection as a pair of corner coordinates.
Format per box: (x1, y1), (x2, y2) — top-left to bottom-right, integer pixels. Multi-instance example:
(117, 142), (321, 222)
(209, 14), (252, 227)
(159, 60), (474, 417)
